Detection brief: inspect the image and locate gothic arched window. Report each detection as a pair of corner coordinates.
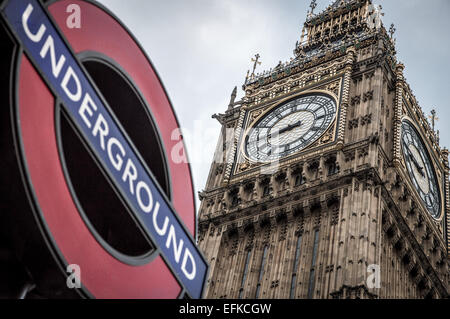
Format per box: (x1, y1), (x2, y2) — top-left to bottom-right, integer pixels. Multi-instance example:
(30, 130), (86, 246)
(231, 195), (239, 207)
(307, 230), (320, 299)
(238, 250), (252, 299)
(290, 234), (303, 299)
(255, 245), (268, 299)
(263, 185), (270, 197)
(295, 174), (305, 186)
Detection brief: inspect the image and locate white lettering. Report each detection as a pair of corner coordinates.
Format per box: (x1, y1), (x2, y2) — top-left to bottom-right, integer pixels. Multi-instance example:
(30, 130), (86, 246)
(107, 137), (125, 171)
(166, 225), (183, 263)
(171, 128), (187, 164)
(22, 4), (46, 43)
(78, 93), (97, 128)
(136, 181), (153, 213)
(61, 66), (82, 102)
(66, 4), (81, 29)
(367, 264), (381, 289)
(40, 35), (66, 78)
(181, 249), (196, 281)
(66, 264), (81, 289)
(122, 159), (137, 195)
(152, 202), (169, 236)
(92, 113), (109, 150)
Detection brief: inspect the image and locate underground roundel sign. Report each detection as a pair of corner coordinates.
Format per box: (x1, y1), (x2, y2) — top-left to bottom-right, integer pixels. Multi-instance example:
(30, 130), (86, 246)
(1, 0), (207, 298)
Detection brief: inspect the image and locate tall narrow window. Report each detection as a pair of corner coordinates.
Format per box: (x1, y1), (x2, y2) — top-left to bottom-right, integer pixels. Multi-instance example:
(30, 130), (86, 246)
(263, 185), (270, 196)
(231, 195), (239, 207)
(238, 250), (252, 299)
(307, 230), (320, 299)
(294, 175), (304, 186)
(255, 246), (268, 299)
(327, 161), (338, 176)
(289, 234), (303, 299)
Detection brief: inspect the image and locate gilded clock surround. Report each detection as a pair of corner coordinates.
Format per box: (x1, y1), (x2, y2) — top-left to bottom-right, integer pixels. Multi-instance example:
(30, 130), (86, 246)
(240, 88), (340, 164)
(235, 82), (343, 179)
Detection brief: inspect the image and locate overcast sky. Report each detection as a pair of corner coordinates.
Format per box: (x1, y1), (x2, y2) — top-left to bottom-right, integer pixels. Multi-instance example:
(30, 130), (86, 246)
(98, 0), (450, 206)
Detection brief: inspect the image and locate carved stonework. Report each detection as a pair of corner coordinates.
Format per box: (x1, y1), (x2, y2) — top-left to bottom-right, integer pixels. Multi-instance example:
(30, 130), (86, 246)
(363, 90), (374, 102)
(360, 113), (372, 126)
(249, 109), (263, 123)
(349, 118), (359, 129)
(351, 95), (361, 106)
(198, 0), (449, 300)
(318, 79), (341, 97)
(215, 164), (224, 176)
(237, 160), (259, 173)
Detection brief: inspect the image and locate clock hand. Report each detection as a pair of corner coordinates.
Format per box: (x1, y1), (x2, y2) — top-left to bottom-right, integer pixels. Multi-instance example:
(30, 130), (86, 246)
(409, 153), (424, 176)
(406, 147), (425, 177)
(274, 120), (303, 136)
(410, 152), (424, 175)
(268, 121), (301, 149)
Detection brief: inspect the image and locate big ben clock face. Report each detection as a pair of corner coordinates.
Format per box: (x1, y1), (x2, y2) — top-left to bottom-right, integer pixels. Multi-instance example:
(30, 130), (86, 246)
(244, 93), (337, 163)
(401, 120), (441, 219)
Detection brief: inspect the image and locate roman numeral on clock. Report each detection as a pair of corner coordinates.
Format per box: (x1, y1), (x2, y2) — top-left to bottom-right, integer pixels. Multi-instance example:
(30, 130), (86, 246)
(316, 114), (326, 120)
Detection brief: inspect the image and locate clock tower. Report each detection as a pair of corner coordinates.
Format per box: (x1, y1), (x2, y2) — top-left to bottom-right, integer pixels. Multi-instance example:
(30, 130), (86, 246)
(198, 0), (449, 299)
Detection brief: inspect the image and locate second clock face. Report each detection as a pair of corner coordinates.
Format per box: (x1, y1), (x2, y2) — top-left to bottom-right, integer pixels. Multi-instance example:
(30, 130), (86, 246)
(401, 120), (441, 219)
(245, 93), (337, 162)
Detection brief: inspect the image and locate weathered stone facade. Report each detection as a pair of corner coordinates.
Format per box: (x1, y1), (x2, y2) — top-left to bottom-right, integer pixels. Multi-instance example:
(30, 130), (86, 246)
(198, 0), (449, 299)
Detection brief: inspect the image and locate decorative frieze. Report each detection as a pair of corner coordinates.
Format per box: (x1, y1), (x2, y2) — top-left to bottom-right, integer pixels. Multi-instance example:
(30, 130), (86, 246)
(360, 113), (372, 126)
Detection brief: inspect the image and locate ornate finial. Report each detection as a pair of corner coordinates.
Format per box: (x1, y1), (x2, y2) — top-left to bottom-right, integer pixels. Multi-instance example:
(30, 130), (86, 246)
(300, 25), (306, 44)
(428, 109), (439, 131)
(310, 0), (317, 13)
(245, 69), (250, 83)
(308, 0), (317, 18)
(366, 4), (384, 30)
(389, 23), (396, 39)
(251, 54), (261, 78)
(228, 86), (237, 109)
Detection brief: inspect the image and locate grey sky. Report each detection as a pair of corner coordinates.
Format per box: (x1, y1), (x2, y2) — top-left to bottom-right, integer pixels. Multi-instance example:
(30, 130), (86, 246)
(98, 0), (450, 204)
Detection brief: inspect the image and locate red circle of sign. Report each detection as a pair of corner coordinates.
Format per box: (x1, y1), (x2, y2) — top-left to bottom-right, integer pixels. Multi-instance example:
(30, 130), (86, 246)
(16, 0), (196, 298)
